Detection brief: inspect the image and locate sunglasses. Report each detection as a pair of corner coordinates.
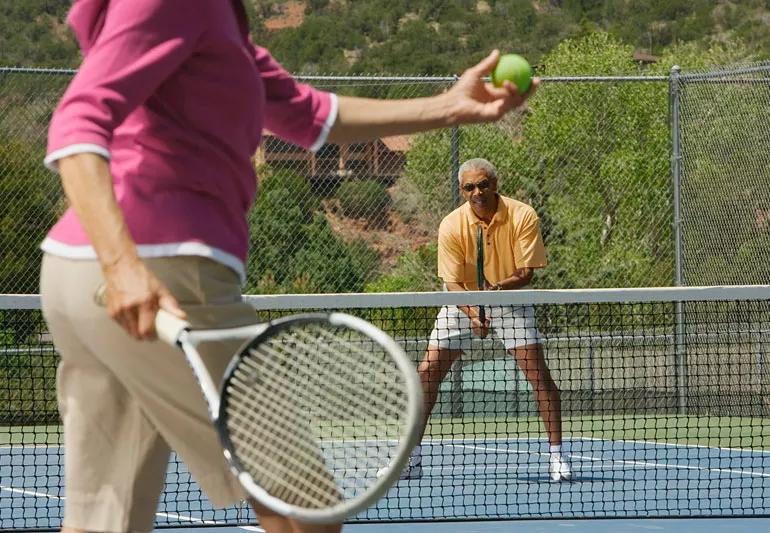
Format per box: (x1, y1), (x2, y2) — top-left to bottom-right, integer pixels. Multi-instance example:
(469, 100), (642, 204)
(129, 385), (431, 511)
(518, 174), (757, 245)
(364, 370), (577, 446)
(461, 179), (491, 193)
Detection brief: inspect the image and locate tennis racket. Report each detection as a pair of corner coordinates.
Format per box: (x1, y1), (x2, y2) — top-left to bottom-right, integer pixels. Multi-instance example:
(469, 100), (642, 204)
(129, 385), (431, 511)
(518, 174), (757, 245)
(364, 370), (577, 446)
(96, 289), (423, 523)
(476, 224), (486, 323)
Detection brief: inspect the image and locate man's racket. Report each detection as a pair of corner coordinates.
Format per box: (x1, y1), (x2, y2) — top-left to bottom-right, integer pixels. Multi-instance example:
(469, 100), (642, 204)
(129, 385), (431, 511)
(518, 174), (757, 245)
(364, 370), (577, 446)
(97, 288), (422, 523)
(476, 224), (486, 323)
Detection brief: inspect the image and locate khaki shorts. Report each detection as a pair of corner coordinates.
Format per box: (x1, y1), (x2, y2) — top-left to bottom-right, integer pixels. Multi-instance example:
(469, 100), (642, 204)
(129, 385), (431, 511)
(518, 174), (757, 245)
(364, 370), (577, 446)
(428, 304), (542, 351)
(41, 254), (256, 533)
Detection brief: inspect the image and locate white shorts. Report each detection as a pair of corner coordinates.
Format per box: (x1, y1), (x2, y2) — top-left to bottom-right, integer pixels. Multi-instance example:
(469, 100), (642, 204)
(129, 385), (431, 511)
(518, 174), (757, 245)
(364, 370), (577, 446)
(428, 305), (542, 351)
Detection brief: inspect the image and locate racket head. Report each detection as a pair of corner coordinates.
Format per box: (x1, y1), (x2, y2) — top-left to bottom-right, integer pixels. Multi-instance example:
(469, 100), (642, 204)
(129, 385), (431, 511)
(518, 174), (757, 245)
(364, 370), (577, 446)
(216, 312), (422, 523)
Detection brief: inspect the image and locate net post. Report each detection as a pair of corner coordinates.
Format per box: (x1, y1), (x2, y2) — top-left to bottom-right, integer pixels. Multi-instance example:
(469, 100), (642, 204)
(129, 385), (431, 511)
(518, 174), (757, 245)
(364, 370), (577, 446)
(586, 339), (596, 414)
(450, 358), (464, 417)
(670, 65), (688, 415)
(674, 302), (687, 415)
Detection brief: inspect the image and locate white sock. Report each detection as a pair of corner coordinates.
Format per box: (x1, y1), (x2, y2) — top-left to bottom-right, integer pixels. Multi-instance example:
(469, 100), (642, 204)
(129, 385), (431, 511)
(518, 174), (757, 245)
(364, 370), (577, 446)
(549, 444), (562, 459)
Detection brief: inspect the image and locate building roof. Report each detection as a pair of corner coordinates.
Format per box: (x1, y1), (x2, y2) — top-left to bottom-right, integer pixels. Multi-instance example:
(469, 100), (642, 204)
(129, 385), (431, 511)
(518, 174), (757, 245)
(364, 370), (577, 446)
(263, 0), (306, 31)
(380, 135), (412, 152)
(260, 131), (413, 153)
(633, 50), (660, 64)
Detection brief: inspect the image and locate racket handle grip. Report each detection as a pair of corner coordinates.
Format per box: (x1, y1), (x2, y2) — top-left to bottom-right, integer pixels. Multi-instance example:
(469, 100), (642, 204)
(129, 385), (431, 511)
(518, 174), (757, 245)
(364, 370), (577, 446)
(478, 306), (486, 323)
(156, 309), (190, 346)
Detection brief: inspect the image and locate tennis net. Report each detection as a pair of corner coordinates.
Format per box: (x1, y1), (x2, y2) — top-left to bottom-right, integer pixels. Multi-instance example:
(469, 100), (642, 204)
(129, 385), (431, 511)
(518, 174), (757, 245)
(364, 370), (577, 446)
(1, 286), (769, 529)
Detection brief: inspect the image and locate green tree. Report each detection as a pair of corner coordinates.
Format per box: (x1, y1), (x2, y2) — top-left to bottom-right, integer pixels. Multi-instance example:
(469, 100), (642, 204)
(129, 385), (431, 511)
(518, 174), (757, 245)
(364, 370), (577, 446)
(365, 242), (439, 293)
(335, 179), (392, 228)
(395, 32), (710, 290)
(245, 167), (379, 293)
(289, 214), (378, 293)
(653, 39), (768, 285)
(516, 32), (673, 288)
(0, 136), (61, 294)
(0, 2), (78, 67)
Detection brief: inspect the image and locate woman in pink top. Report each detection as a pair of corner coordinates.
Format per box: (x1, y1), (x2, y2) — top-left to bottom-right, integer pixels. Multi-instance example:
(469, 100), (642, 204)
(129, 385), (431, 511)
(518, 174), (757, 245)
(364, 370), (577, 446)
(40, 1), (539, 533)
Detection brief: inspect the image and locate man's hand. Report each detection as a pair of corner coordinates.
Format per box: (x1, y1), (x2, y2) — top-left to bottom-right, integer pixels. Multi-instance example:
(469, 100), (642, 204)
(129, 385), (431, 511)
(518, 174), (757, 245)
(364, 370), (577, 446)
(445, 49), (540, 125)
(101, 257), (185, 341)
(470, 313), (491, 339)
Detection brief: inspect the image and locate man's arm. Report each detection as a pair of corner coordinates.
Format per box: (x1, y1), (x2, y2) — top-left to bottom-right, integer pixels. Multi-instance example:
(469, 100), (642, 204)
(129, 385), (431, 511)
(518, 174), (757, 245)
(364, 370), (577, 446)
(490, 267), (534, 290)
(445, 281), (484, 320)
(445, 281), (490, 338)
(502, 207), (547, 290)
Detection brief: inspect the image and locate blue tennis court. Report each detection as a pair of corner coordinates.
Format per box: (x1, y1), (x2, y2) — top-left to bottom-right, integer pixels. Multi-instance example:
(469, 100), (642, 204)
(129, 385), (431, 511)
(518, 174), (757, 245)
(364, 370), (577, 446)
(2, 290), (770, 531)
(3, 434), (769, 531)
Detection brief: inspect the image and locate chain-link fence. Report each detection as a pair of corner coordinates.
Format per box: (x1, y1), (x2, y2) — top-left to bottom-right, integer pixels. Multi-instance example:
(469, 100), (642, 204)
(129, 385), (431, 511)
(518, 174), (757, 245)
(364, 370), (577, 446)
(1, 64), (769, 294)
(674, 62), (770, 286)
(0, 68), (70, 295)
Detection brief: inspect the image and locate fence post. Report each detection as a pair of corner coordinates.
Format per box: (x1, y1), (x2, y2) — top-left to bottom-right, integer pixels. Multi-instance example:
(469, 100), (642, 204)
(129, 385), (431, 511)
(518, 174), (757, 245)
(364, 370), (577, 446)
(451, 125), (461, 207)
(757, 332), (765, 388)
(670, 65), (687, 414)
(450, 116), (464, 417)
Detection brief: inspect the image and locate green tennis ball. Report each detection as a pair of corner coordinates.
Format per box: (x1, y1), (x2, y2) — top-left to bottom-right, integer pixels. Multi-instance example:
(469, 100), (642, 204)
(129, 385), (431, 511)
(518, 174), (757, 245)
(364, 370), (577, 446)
(491, 54), (533, 93)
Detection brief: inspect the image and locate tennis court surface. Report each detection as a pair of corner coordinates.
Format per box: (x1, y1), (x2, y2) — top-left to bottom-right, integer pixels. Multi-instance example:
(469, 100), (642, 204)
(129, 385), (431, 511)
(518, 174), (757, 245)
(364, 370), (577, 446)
(2, 286), (769, 531)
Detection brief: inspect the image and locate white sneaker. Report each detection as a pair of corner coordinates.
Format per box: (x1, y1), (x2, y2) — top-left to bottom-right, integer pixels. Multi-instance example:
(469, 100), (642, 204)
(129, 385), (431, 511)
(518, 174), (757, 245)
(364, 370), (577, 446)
(377, 453), (423, 480)
(550, 455), (573, 481)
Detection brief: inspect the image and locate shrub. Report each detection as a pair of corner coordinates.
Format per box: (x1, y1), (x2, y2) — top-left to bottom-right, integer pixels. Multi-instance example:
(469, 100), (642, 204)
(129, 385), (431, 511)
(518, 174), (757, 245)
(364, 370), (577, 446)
(288, 214), (376, 293)
(335, 179), (391, 227)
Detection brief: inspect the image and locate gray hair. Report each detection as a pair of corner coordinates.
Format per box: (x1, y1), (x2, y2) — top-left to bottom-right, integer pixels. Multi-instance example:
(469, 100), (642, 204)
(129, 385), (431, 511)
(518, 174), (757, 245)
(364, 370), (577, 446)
(458, 158), (498, 183)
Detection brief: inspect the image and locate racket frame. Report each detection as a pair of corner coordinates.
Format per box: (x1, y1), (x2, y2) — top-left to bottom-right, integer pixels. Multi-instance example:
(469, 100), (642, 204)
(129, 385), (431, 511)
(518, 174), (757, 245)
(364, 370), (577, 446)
(155, 310), (423, 523)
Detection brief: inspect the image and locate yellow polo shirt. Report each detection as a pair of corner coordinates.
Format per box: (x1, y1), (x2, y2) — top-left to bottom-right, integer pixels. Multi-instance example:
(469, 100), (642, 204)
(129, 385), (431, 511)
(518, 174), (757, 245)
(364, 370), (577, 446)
(437, 195), (547, 290)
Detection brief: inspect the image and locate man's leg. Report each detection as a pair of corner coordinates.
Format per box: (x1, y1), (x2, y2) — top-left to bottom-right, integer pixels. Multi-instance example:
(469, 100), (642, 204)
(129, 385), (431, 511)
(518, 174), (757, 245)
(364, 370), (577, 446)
(375, 344), (463, 480)
(417, 346), (465, 442)
(510, 343), (572, 481)
(391, 345), (463, 479)
(510, 343), (561, 445)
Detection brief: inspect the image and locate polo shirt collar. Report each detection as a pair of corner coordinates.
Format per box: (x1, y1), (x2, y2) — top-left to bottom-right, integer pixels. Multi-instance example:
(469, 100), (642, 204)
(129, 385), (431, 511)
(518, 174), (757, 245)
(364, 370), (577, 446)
(466, 194), (509, 227)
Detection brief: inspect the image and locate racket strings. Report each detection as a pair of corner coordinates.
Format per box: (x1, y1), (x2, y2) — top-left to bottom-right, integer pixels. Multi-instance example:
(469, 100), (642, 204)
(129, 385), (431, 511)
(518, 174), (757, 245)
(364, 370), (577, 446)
(228, 355), (383, 471)
(226, 408), (340, 508)
(227, 373), (343, 507)
(242, 332), (404, 422)
(287, 326), (408, 417)
(230, 345), (396, 456)
(271, 327), (405, 422)
(245, 327), (407, 434)
(223, 322), (410, 510)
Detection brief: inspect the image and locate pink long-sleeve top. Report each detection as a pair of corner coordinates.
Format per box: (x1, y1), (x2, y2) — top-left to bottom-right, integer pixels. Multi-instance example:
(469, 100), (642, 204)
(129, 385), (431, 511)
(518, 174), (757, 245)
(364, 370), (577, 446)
(43, 0), (337, 281)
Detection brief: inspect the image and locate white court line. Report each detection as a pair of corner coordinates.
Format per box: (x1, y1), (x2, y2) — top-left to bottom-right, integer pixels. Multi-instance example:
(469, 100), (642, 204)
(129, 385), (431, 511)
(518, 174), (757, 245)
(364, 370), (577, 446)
(446, 443), (770, 478)
(0, 485), (62, 500)
(0, 484), (221, 524)
(412, 464), (669, 476)
(568, 436), (770, 455)
(568, 453), (770, 478)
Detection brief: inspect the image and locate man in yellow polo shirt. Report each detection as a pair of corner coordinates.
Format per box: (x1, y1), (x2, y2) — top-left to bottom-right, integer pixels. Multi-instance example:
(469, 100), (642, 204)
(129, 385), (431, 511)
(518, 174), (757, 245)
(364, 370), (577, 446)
(405, 158), (572, 482)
